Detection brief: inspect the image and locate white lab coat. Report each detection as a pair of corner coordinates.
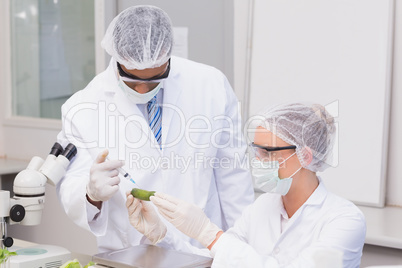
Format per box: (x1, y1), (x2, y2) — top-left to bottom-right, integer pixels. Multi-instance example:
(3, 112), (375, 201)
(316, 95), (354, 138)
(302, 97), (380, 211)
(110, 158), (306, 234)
(210, 180), (366, 268)
(56, 56), (254, 253)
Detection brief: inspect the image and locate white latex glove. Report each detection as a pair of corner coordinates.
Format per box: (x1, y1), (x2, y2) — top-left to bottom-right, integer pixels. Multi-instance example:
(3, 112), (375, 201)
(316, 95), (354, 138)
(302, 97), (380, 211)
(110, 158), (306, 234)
(86, 149), (123, 202)
(126, 192), (167, 244)
(151, 192), (222, 248)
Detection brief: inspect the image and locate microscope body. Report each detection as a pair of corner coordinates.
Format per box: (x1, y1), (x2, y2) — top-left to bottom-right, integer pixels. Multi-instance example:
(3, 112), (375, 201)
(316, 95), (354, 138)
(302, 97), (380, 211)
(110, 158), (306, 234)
(0, 143), (76, 248)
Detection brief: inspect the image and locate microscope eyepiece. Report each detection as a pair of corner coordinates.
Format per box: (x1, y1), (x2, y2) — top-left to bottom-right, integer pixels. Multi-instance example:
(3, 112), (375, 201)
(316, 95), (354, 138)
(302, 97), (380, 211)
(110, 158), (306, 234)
(61, 143), (77, 161)
(49, 142), (64, 156)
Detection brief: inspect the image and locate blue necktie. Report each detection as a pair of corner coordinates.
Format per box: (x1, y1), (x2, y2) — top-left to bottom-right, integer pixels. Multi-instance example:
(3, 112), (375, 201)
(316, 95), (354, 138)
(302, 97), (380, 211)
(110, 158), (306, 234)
(148, 95), (162, 149)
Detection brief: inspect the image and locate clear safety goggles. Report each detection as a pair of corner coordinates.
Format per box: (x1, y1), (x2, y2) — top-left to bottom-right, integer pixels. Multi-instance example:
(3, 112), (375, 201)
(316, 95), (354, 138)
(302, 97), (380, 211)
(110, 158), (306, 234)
(117, 59), (171, 83)
(249, 142), (296, 162)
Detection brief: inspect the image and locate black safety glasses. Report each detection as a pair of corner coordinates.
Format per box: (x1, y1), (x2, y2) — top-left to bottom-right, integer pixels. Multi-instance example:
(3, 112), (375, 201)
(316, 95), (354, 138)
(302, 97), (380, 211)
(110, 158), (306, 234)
(117, 58), (171, 83)
(250, 142), (296, 152)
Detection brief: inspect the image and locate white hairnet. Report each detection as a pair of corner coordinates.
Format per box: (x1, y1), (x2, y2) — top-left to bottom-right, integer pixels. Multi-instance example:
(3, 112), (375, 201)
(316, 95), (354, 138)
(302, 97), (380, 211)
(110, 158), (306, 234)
(101, 5), (173, 70)
(256, 103), (336, 172)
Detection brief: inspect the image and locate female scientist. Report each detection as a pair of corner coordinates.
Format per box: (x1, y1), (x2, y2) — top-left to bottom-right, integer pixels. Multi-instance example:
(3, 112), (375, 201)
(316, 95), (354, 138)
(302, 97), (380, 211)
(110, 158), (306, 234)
(126, 103), (366, 267)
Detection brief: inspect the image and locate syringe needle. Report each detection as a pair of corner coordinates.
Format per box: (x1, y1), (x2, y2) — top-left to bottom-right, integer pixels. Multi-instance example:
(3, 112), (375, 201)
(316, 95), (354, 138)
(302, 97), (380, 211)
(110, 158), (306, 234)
(117, 166), (140, 187)
(107, 157), (140, 187)
(118, 167), (136, 183)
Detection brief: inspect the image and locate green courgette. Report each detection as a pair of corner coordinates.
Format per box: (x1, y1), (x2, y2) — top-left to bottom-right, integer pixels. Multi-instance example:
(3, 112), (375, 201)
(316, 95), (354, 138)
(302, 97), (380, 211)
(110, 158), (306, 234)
(131, 188), (155, 201)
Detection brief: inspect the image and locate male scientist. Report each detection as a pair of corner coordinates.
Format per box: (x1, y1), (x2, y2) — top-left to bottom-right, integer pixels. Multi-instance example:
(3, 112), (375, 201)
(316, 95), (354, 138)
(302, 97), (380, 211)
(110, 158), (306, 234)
(56, 5), (254, 254)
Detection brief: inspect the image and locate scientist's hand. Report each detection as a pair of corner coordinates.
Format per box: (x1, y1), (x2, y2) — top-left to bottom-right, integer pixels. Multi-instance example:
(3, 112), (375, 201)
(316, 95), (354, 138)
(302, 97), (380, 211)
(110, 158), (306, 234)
(126, 192), (167, 244)
(151, 192), (222, 248)
(86, 149), (123, 203)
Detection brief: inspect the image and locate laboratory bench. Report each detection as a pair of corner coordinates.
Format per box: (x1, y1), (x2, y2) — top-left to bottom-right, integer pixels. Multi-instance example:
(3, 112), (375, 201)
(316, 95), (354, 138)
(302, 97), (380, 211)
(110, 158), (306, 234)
(12, 239), (213, 268)
(12, 238), (402, 268)
(358, 205), (402, 267)
(12, 239), (96, 267)
(358, 205), (402, 249)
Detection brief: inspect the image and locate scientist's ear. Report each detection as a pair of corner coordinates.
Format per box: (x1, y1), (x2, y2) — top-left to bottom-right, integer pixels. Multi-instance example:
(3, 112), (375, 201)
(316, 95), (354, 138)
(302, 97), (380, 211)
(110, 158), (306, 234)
(299, 146), (313, 166)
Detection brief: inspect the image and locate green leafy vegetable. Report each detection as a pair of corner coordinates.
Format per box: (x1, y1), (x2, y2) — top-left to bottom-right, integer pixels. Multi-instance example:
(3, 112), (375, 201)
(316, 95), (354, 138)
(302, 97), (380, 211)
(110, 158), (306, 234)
(0, 248), (17, 264)
(61, 259), (96, 268)
(84, 261), (95, 268)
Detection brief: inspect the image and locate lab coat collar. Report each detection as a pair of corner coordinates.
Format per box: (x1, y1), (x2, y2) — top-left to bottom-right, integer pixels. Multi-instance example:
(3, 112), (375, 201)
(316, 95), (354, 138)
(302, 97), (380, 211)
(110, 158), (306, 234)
(102, 57), (183, 154)
(103, 58), (120, 93)
(160, 58), (183, 147)
(275, 177), (328, 243)
(277, 176), (328, 214)
(303, 176), (328, 206)
(101, 58), (160, 154)
(120, 56), (182, 149)
(278, 201), (289, 220)
(280, 177), (328, 227)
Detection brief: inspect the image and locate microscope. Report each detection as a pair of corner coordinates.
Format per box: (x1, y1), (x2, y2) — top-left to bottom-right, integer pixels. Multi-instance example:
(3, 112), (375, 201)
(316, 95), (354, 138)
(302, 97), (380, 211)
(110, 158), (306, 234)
(0, 142), (76, 249)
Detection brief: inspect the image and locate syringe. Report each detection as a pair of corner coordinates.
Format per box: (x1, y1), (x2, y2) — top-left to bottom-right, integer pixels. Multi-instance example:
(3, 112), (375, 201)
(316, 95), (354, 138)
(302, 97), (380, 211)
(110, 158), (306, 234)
(107, 157), (139, 187)
(118, 166), (138, 185)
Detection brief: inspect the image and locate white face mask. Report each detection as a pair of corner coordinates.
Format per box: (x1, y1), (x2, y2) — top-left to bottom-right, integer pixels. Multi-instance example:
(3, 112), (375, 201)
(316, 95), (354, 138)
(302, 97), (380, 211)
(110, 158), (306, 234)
(118, 77), (162, 104)
(251, 152), (302, 195)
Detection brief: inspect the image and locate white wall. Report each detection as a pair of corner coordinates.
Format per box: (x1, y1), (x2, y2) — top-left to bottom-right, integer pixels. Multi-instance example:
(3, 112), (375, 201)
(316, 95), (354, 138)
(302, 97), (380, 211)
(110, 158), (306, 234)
(233, 1), (402, 266)
(0, 88), (5, 158)
(233, 0), (249, 105)
(234, 0), (402, 207)
(386, 0), (402, 206)
(0, 0), (9, 158)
